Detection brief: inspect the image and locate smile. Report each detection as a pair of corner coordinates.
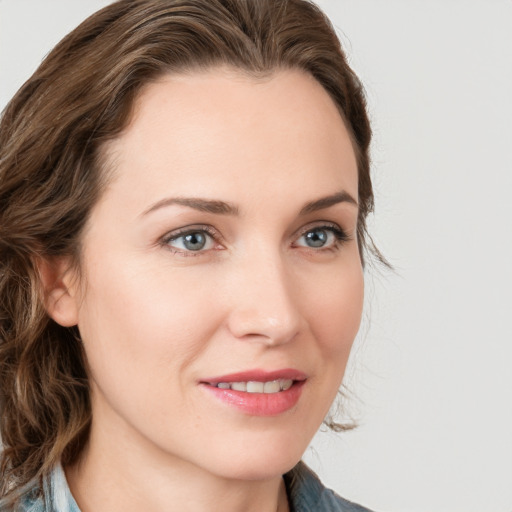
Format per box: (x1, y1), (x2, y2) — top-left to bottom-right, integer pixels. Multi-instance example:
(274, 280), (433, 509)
(201, 369), (307, 416)
(213, 379), (293, 393)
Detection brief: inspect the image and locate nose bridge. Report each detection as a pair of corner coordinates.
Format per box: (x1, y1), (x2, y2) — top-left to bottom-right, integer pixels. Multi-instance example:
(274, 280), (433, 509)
(226, 244), (301, 345)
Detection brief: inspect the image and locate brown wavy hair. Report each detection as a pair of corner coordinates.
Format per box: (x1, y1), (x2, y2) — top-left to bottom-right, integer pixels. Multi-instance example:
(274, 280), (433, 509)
(0, 0), (378, 499)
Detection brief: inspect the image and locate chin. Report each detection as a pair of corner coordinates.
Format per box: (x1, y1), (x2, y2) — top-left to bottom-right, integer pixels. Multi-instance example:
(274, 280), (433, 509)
(213, 456), (301, 482)
(186, 429), (310, 481)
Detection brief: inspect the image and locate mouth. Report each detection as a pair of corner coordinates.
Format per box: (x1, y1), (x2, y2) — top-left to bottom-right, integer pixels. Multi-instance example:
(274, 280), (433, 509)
(200, 369), (307, 416)
(211, 379), (294, 394)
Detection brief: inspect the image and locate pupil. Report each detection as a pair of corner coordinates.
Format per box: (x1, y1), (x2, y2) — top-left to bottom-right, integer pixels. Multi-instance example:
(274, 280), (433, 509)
(184, 232), (206, 251)
(306, 229), (327, 248)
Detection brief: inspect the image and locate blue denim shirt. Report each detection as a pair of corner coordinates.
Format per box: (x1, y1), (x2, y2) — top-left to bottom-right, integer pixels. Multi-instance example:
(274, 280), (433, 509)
(1, 461), (373, 512)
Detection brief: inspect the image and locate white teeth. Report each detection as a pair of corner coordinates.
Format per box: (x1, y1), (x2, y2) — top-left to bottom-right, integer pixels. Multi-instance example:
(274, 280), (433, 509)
(246, 381), (264, 393)
(263, 380), (281, 393)
(231, 382), (247, 392)
(214, 379), (294, 393)
(280, 379), (293, 391)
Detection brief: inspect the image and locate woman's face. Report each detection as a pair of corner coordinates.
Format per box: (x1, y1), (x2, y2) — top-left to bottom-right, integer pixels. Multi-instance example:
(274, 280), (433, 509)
(63, 68), (363, 480)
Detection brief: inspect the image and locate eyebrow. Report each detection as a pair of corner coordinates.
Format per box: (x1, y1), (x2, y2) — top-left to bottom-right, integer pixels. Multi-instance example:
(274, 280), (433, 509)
(299, 191), (358, 215)
(142, 190), (357, 217)
(142, 197), (240, 216)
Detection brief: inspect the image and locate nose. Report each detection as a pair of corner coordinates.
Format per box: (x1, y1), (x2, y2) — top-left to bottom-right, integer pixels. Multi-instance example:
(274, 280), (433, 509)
(226, 251), (302, 346)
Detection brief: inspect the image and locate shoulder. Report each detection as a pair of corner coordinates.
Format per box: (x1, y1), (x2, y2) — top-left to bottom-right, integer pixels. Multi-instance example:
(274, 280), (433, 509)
(284, 461), (375, 512)
(0, 480), (45, 512)
(0, 464), (79, 512)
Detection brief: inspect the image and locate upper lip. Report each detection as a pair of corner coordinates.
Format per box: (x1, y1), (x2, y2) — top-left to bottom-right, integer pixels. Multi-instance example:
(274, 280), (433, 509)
(201, 368), (307, 385)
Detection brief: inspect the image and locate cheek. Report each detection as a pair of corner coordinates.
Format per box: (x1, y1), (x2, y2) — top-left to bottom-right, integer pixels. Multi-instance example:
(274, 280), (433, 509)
(75, 259), (221, 393)
(74, 266), (225, 443)
(304, 259), (364, 357)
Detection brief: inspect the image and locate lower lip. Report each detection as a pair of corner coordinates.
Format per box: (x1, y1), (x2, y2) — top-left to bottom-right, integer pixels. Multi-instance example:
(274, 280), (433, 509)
(201, 381), (305, 416)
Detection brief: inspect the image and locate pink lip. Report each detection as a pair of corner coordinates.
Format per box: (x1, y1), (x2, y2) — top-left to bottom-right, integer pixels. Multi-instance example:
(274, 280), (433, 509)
(200, 368), (307, 417)
(202, 368), (307, 385)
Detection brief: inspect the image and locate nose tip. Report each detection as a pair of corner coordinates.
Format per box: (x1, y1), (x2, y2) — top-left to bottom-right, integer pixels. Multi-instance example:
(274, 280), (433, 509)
(228, 306), (300, 346)
(226, 263), (302, 346)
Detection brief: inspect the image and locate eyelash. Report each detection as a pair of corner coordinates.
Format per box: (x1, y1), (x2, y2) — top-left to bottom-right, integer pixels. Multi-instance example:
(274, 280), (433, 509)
(160, 223), (350, 256)
(294, 223), (350, 252)
(161, 225), (220, 257)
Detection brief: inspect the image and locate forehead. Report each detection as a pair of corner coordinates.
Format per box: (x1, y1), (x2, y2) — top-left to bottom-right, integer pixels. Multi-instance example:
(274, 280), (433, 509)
(99, 67), (358, 212)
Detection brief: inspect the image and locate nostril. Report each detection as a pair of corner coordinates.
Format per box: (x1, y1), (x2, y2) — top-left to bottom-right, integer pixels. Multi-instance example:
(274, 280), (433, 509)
(227, 311), (301, 346)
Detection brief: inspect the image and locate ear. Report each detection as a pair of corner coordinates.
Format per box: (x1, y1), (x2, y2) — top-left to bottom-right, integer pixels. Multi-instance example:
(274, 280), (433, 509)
(38, 257), (80, 327)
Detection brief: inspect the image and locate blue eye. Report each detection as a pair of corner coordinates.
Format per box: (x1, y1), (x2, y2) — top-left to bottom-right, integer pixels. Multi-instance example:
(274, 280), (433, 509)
(166, 230), (214, 252)
(296, 226), (347, 249)
(303, 229), (330, 248)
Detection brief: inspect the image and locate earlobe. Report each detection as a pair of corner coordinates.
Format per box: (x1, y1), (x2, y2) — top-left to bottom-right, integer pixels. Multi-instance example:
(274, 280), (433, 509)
(38, 257), (80, 327)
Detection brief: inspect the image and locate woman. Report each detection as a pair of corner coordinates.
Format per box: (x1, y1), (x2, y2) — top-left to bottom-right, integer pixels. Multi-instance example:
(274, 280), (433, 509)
(0, 0), (381, 510)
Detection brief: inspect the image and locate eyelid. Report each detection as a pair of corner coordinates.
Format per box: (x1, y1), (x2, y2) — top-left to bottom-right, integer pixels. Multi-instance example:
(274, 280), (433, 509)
(295, 221), (349, 239)
(162, 224), (218, 242)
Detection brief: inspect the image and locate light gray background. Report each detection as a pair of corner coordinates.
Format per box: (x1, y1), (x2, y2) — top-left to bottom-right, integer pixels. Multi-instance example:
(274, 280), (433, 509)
(1, 1), (511, 511)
